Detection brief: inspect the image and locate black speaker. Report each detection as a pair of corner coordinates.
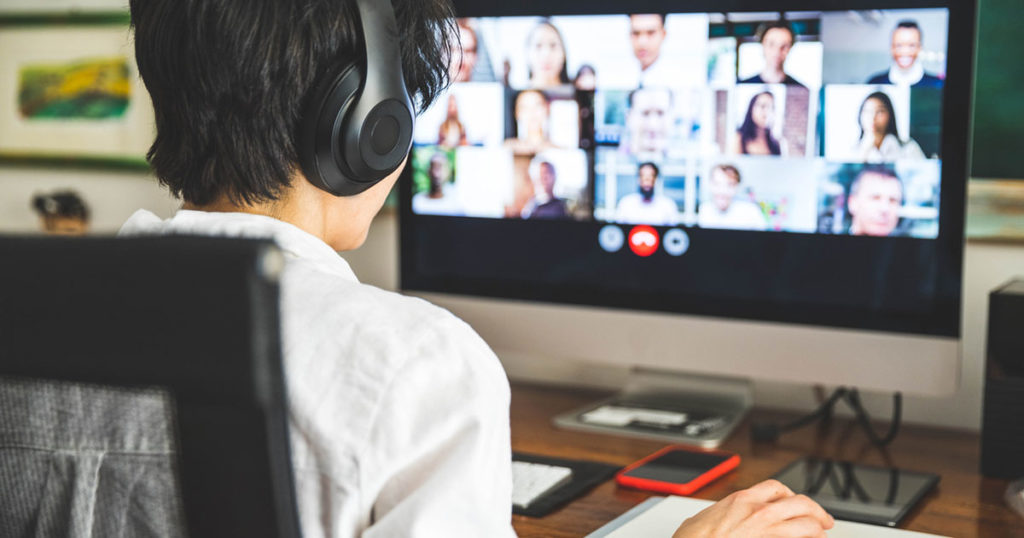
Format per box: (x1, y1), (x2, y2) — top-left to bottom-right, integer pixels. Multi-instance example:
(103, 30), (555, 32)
(980, 278), (1024, 479)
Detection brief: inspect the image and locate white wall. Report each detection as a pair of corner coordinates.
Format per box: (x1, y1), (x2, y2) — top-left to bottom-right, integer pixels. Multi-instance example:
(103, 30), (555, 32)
(342, 211), (1024, 432)
(0, 166), (179, 234)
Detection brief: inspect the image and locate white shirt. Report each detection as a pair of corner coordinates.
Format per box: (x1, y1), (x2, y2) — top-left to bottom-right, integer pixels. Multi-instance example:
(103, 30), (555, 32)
(637, 55), (689, 89)
(119, 209), (515, 538)
(698, 200), (766, 231)
(851, 133), (925, 163)
(887, 62), (925, 87)
(615, 193), (679, 225)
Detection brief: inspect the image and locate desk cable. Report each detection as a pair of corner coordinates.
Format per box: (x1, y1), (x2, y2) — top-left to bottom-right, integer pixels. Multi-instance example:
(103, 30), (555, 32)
(751, 388), (902, 448)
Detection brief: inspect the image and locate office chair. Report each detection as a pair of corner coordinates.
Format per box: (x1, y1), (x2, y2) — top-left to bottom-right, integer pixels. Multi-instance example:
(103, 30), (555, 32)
(0, 236), (302, 538)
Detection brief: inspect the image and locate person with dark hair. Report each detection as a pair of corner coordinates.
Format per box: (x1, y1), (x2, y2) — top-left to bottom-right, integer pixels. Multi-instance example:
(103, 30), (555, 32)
(117, 1), (519, 536)
(413, 151), (464, 215)
(505, 89), (559, 156)
(847, 166), (905, 236)
(574, 64), (596, 91)
(732, 91), (784, 156)
(614, 161), (679, 225)
(520, 158), (569, 219)
(741, 21), (805, 87)
(850, 91), (924, 162)
(629, 13), (685, 88)
(84, 0), (835, 535)
(525, 19), (570, 88)
(867, 20), (943, 88)
(698, 164), (766, 230)
(437, 94), (468, 148)
(624, 87), (673, 158)
(32, 190), (90, 235)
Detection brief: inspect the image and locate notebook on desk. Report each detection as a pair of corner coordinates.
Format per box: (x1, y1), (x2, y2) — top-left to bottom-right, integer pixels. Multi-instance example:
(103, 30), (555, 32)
(586, 496), (948, 538)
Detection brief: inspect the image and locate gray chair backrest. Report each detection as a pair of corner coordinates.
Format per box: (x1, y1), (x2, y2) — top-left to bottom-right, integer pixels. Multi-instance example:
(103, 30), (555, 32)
(0, 236), (301, 538)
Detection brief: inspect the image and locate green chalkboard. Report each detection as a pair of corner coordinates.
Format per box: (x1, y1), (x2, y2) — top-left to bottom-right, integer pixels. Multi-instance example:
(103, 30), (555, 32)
(972, 0), (1024, 179)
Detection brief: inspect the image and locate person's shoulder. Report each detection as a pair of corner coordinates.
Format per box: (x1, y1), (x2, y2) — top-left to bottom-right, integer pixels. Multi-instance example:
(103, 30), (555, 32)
(617, 193), (640, 207)
(739, 74), (761, 84)
(783, 75), (807, 88)
(867, 72), (890, 84)
(918, 73), (944, 88)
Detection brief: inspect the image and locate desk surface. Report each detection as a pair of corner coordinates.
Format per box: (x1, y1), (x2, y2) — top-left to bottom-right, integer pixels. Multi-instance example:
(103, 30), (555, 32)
(509, 383), (1023, 538)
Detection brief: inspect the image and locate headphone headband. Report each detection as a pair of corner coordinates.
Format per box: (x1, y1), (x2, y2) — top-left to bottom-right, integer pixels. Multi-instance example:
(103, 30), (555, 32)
(299, 0), (415, 197)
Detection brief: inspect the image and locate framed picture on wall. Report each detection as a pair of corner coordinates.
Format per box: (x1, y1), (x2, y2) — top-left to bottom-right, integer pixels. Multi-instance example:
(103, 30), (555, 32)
(0, 1), (128, 16)
(0, 16), (153, 168)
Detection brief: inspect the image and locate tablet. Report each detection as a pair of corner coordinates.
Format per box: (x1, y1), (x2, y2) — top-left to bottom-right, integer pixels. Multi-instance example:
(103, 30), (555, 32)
(772, 457), (939, 527)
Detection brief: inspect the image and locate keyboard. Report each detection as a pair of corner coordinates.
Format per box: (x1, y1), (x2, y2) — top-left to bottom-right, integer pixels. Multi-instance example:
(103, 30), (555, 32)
(512, 460), (574, 509)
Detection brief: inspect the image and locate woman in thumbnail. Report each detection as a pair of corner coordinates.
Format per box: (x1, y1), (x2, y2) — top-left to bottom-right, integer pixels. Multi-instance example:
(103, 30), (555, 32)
(505, 89), (557, 155)
(733, 91), (783, 156)
(525, 19), (570, 88)
(437, 94), (468, 148)
(574, 64), (596, 91)
(852, 91), (925, 163)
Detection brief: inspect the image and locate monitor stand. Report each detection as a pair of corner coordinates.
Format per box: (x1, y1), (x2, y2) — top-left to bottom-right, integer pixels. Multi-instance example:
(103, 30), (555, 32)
(552, 368), (751, 448)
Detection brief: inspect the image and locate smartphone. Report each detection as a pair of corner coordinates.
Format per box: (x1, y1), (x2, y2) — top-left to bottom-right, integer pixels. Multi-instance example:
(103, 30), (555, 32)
(616, 445), (740, 496)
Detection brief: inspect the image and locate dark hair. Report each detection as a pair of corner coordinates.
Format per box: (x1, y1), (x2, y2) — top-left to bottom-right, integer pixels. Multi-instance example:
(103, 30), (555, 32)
(850, 165), (903, 198)
(526, 19), (571, 85)
(130, 0), (456, 206)
(638, 161), (660, 178)
(713, 164), (741, 184)
(32, 191), (90, 221)
(629, 13), (668, 26)
(895, 20), (922, 39)
(858, 91), (900, 141)
(738, 91), (781, 156)
(757, 21), (795, 44)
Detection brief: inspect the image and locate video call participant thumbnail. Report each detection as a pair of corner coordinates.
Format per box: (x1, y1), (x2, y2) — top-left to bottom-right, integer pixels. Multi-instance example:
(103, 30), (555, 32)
(629, 13), (686, 88)
(698, 164), (766, 231)
(506, 89), (555, 155)
(521, 158), (570, 219)
(623, 87), (673, 159)
(740, 21), (806, 88)
(525, 19), (571, 88)
(413, 151), (464, 216)
(733, 90), (784, 156)
(847, 166), (905, 237)
(868, 20), (943, 88)
(615, 161), (679, 225)
(451, 19), (478, 83)
(853, 91), (925, 163)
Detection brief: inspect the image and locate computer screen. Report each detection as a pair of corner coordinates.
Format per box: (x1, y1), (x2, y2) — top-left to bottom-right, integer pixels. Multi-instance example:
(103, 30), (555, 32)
(400, 1), (969, 343)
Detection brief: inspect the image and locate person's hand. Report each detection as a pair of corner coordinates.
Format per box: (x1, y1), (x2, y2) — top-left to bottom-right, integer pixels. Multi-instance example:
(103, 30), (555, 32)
(672, 479), (834, 538)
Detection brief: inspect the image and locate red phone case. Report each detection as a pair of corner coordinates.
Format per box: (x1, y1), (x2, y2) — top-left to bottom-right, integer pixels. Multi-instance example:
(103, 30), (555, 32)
(615, 445), (741, 496)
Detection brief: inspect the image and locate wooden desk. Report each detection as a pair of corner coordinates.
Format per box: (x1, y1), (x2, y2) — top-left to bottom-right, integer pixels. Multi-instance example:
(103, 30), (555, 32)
(510, 383), (1023, 538)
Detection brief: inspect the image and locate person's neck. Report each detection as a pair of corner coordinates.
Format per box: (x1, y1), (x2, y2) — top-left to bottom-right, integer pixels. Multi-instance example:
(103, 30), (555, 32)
(760, 67), (786, 83)
(641, 55), (658, 72)
(183, 179), (331, 245)
(872, 132), (886, 149)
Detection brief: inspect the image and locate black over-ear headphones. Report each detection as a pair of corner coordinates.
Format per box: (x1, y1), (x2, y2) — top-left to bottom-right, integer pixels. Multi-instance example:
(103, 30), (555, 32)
(298, 0), (414, 197)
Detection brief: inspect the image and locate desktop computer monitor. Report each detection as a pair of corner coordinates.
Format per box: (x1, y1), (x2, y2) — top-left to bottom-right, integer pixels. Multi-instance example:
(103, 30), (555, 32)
(399, 1), (973, 423)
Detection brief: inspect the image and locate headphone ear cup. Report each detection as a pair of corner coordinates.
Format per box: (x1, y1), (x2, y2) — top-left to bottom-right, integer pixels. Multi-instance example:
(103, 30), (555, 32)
(298, 64), (367, 197)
